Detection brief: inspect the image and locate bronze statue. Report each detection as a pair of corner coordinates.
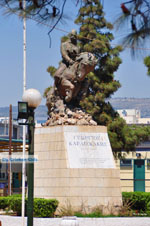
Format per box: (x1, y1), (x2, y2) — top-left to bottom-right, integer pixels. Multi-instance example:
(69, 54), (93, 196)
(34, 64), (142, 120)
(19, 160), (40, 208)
(46, 30), (98, 115)
(54, 29), (80, 102)
(53, 30), (97, 102)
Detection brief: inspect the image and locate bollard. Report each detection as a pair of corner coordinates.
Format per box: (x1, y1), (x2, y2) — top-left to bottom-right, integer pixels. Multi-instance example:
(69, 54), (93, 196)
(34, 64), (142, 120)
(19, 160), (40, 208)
(60, 216), (79, 226)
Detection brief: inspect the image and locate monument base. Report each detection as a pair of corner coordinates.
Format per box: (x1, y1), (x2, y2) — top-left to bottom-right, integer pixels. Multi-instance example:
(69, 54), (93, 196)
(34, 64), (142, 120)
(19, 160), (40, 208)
(34, 126), (122, 214)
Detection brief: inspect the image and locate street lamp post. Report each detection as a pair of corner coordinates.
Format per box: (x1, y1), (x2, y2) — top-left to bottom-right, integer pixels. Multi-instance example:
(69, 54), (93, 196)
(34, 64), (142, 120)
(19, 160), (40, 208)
(27, 107), (34, 226)
(18, 88), (42, 226)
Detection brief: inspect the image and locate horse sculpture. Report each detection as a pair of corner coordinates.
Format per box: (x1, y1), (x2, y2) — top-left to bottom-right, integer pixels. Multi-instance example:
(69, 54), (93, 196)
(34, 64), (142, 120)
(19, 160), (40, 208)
(46, 52), (97, 114)
(55, 52), (97, 102)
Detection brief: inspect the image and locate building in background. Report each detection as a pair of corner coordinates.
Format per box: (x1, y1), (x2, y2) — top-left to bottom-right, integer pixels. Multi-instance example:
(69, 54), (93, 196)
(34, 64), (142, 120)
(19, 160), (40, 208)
(0, 117), (23, 139)
(116, 109), (150, 192)
(117, 109), (150, 124)
(0, 117), (27, 196)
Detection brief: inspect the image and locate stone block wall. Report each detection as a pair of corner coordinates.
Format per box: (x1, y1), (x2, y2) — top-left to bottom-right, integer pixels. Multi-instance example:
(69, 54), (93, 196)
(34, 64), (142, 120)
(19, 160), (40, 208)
(34, 126), (122, 214)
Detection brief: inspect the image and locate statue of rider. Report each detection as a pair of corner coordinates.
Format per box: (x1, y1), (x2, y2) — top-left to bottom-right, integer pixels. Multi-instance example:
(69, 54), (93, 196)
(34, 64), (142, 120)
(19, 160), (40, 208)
(54, 29), (80, 102)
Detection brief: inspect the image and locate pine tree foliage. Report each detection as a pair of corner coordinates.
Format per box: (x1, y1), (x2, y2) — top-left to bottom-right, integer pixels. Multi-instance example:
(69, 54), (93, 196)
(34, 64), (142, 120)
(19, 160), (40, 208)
(108, 118), (150, 157)
(75, 0), (122, 126)
(47, 66), (56, 77)
(115, 0), (150, 58)
(144, 56), (150, 76)
(0, 0), (72, 34)
(43, 66), (56, 98)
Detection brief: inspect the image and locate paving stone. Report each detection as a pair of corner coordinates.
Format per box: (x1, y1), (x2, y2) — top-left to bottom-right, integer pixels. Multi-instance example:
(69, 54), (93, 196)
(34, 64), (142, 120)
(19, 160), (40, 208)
(1, 216), (150, 226)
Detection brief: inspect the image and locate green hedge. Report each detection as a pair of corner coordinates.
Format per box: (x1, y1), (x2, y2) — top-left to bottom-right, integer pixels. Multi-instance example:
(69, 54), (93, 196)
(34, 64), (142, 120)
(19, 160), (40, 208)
(122, 192), (150, 213)
(2, 192), (150, 217)
(0, 195), (59, 217)
(34, 198), (59, 217)
(9, 196), (26, 216)
(0, 196), (10, 210)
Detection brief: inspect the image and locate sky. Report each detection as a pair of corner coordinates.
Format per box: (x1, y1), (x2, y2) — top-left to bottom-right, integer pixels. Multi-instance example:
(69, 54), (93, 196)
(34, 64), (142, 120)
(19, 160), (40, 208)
(0, 0), (150, 108)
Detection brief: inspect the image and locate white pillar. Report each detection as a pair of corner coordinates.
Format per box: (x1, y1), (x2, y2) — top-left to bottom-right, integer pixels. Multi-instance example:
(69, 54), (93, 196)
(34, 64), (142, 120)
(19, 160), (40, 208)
(22, 1), (26, 225)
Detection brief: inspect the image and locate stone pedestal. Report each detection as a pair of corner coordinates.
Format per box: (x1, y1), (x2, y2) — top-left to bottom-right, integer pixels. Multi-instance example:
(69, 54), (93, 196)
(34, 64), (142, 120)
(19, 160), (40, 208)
(34, 126), (122, 214)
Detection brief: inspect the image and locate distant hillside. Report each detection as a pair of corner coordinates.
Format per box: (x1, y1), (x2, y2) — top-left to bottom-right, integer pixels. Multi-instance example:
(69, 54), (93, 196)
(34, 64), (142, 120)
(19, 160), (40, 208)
(109, 98), (150, 118)
(0, 105), (48, 121)
(1, 98), (150, 120)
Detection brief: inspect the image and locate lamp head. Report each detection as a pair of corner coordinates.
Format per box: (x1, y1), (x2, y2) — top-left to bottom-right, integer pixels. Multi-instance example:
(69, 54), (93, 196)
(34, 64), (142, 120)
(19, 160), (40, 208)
(22, 89), (42, 109)
(18, 101), (28, 119)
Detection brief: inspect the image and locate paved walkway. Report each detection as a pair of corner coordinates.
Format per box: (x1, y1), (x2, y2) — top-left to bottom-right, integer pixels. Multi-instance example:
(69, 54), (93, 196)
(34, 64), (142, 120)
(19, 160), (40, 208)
(1, 216), (150, 226)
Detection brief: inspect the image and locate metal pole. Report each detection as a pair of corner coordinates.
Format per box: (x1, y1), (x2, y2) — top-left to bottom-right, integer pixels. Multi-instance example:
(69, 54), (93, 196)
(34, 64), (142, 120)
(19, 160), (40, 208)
(27, 108), (35, 226)
(8, 104), (12, 196)
(23, 0), (26, 92)
(22, 0), (26, 224)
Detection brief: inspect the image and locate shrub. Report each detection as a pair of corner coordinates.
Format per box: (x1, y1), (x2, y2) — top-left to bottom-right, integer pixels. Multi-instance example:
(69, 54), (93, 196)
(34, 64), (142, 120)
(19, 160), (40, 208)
(119, 198), (134, 217)
(0, 197), (10, 210)
(0, 195), (58, 217)
(146, 201), (150, 215)
(33, 198), (59, 217)
(9, 196), (22, 216)
(122, 192), (150, 212)
(0, 195), (17, 210)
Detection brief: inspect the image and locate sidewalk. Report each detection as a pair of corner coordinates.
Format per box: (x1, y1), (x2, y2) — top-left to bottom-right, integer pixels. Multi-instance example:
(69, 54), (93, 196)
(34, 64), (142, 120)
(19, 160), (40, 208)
(1, 215), (150, 226)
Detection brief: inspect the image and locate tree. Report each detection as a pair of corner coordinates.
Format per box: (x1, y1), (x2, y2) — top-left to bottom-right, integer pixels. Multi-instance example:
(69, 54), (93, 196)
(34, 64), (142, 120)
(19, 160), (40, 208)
(144, 56), (150, 76)
(1, 0), (67, 18)
(0, 0), (76, 34)
(75, 0), (122, 124)
(46, 0), (150, 157)
(115, 0), (150, 57)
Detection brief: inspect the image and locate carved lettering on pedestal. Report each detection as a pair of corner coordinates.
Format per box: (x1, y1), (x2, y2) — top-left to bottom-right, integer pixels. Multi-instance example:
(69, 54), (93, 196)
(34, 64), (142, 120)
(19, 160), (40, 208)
(64, 132), (115, 168)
